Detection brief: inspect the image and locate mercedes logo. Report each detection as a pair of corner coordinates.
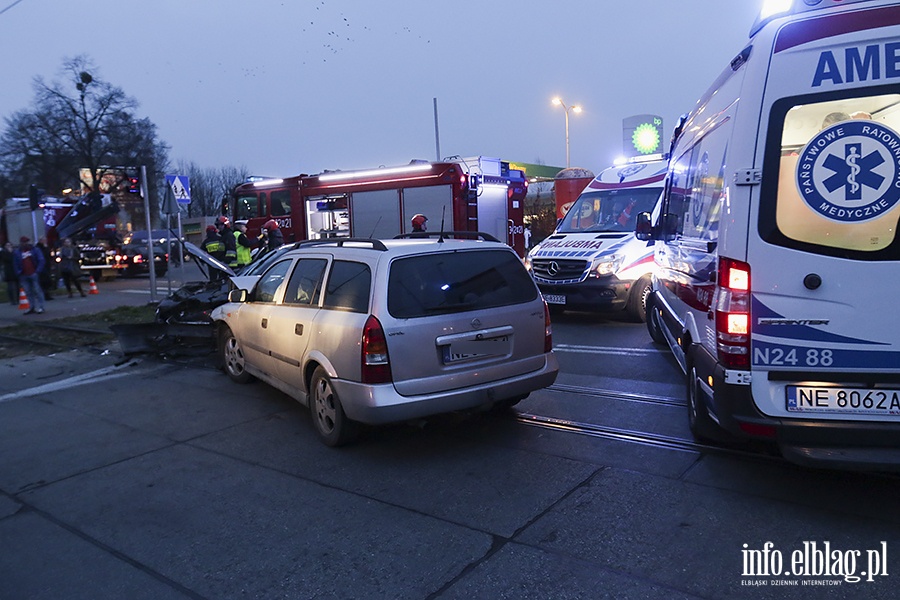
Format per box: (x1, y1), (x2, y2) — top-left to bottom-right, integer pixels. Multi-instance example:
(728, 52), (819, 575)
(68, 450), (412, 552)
(548, 261), (560, 276)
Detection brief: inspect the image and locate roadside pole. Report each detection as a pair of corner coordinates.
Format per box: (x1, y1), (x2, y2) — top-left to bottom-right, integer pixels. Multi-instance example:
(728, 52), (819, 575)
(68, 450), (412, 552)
(161, 187), (176, 296)
(141, 165), (157, 304)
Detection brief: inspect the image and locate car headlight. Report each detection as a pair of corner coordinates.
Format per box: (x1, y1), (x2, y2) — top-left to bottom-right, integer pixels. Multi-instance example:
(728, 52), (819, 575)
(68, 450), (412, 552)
(524, 254), (533, 271)
(590, 254), (623, 277)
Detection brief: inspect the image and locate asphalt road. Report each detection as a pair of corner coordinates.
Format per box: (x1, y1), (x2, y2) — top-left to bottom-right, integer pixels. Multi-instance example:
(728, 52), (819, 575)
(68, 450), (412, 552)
(0, 287), (898, 599)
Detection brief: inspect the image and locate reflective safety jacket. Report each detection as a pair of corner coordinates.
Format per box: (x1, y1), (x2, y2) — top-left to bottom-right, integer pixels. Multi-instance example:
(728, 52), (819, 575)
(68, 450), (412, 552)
(235, 231), (252, 267)
(221, 225), (237, 267)
(200, 232), (225, 262)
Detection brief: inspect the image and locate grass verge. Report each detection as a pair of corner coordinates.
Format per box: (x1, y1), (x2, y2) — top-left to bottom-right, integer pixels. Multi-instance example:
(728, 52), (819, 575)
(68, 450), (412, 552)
(0, 305), (158, 359)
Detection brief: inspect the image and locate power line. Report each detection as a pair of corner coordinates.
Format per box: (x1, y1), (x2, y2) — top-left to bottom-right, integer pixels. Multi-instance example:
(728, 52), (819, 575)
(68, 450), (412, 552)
(0, 0), (26, 16)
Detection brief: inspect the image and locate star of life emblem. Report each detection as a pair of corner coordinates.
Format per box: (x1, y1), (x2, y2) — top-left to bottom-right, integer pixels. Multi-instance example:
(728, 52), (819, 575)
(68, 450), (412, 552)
(795, 120), (900, 223)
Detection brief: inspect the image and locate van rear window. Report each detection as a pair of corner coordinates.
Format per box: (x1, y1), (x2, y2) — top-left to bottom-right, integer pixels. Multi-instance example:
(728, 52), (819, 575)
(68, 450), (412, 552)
(761, 88), (900, 259)
(387, 250), (538, 318)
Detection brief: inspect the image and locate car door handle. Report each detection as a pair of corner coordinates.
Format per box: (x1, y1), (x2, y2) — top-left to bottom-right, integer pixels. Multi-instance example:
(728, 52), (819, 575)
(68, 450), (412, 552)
(295, 324), (304, 336)
(261, 318), (268, 329)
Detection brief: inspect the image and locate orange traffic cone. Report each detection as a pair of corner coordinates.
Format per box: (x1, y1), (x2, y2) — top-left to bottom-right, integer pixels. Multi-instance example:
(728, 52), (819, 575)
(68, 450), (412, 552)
(88, 275), (99, 295)
(18, 287), (30, 311)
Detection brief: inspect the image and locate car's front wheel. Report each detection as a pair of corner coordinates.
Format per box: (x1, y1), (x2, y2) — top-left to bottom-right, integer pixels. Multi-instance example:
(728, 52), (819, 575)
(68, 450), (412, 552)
(626, 275), (652, 322)
(220, 325), (254, 383)
(309, 366), (358, 447)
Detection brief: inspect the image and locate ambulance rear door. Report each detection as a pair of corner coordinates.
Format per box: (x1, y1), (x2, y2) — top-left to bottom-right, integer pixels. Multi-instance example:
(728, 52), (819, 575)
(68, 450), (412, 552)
(748, 3), (900, 422)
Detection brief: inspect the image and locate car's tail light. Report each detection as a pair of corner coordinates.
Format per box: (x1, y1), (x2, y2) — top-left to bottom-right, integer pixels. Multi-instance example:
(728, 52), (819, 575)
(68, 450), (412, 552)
(361, 315), (392, 384)
(543, 301), (553, 353)
(715, 257), (751, 369)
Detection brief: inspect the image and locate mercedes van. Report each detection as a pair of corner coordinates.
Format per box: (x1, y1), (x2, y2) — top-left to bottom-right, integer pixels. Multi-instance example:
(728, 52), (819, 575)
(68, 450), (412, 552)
(637, 0), (900, 469)
(525, 155), (665, 321)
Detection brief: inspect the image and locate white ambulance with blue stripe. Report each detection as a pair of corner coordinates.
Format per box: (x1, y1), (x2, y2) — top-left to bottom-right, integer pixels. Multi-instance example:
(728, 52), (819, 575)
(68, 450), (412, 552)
(524, 155), (666, 321)
(636, 0), (900, 469)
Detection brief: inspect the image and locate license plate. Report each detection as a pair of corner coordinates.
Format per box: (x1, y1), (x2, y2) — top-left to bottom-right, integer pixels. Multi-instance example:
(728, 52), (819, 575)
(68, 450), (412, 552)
(786, 386), (900, 416)
(543, 294), (565, 305)
(442, 335), (510, 363)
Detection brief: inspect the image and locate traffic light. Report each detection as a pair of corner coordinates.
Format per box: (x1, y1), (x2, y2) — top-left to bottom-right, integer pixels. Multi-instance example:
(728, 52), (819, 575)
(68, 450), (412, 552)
(127, 176), (140, 194)
(28, 184), (40, 210)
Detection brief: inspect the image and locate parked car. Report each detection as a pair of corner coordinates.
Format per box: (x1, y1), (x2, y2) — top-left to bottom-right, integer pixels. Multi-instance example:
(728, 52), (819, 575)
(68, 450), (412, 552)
(119, 229), (172, 277)
(211, 236), (559, 446)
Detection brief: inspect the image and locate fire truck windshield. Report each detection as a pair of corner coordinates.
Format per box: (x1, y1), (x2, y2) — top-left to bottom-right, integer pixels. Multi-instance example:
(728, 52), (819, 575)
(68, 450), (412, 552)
(233, 195), (259, 221)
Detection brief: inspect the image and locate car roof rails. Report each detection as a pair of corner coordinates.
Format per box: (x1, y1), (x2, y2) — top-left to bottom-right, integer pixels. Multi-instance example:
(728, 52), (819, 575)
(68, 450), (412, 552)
(297, 237), (388, 251)
(393, 231), (501, 243)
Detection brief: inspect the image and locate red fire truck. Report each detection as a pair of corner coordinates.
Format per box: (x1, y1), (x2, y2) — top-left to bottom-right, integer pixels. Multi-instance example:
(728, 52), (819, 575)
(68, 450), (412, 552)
(2, 194), (124, 279)
(227, 157), (529, 255)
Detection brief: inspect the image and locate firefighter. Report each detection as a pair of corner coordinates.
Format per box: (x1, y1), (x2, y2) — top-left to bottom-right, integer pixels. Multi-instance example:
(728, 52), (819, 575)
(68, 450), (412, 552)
(217, 216), (238, 268)
(233, 220), (254, 268)
(200, 225), (225, 262)
(259, 219), (284, 252)
(411, 214), (428, 234)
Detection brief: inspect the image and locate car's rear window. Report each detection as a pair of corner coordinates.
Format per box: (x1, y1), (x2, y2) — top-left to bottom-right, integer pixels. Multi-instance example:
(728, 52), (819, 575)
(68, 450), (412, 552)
(388, 249), (538, 318)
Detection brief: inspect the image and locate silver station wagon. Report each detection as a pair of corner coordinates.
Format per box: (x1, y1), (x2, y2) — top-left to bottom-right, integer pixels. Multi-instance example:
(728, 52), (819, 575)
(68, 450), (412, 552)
(212, 236), (559, 446)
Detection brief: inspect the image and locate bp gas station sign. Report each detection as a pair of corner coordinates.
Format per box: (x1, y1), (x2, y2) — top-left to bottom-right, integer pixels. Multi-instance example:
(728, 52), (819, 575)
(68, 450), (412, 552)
(623, 114), (664, 157)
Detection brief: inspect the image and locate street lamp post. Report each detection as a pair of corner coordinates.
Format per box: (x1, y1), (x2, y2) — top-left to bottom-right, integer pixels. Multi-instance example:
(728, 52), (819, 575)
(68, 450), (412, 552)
(552, 97), (582, 168)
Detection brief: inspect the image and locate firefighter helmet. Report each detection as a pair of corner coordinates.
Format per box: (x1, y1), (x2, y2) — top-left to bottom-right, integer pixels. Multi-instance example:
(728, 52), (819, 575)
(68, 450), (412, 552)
(263, 219), (279, 230)
(411, 214), (427, 230)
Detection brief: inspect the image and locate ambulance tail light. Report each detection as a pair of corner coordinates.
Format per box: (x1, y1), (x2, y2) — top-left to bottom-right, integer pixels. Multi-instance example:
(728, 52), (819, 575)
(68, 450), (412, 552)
(715, 257), (751, 370)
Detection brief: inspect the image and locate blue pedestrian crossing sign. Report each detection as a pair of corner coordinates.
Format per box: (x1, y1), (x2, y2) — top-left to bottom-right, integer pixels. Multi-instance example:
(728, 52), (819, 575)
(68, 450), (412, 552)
(166, 175), (191, 204)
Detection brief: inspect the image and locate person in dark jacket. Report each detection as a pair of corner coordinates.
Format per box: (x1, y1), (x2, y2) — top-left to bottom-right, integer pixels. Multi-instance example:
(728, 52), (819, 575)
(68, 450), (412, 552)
(13, 236), (45, 314)
(200, 225), (226, 262)
(259, 219), (284, 252)
(1, 241), (18, 305)
(35, 237), (55, 301)
(217, 216), (238, 268)
(58, 238), (86, 298)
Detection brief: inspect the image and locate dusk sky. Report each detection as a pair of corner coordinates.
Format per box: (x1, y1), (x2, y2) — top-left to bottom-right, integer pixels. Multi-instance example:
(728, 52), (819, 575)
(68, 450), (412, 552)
(0, 1), (762, 178)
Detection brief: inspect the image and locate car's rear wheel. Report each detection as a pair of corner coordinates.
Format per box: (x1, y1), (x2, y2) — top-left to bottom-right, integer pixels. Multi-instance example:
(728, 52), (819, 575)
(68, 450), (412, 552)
(220, 325), (254, 383)
(310, 366), (358, 447)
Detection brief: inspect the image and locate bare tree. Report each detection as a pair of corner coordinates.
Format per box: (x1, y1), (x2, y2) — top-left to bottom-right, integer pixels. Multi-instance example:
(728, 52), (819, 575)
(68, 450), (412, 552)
(172, 160), (250, 218)
(0, 55), (169, 224)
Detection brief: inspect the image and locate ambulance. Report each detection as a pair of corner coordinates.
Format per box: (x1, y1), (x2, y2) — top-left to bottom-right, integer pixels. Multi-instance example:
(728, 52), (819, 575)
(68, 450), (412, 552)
(525, 155), (666, 321)
(636, 0), (900, 469)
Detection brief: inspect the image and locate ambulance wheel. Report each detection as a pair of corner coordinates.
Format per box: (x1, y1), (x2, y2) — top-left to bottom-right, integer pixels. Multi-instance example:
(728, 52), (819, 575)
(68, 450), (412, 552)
(626, 275), (652, 322)
(687, 361), (723, 443)
(645, 293), (667, 345)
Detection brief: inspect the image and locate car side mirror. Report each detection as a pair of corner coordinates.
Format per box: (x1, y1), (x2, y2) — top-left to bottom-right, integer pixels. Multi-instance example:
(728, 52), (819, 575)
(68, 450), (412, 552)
(635, 212), (653, 241)
(228, 288), (247, 303)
